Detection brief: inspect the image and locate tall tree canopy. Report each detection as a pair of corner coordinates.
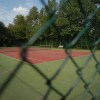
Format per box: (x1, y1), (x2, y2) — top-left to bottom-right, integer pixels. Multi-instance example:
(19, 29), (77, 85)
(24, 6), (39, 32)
(0, 21), (9, 46)
(1, 0), (99, 48)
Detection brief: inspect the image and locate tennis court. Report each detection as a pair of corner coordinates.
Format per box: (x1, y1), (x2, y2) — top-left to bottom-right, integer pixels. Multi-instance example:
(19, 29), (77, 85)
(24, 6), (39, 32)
(0, 47), (100, 100)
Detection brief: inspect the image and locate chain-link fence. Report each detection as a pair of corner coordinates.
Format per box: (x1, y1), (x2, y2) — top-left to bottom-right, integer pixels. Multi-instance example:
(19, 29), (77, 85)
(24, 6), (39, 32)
(0, 0), (100, 100)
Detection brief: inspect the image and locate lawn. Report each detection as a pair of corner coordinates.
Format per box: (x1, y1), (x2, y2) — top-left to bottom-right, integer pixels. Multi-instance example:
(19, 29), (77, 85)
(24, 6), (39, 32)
(0, 50), (100, 100)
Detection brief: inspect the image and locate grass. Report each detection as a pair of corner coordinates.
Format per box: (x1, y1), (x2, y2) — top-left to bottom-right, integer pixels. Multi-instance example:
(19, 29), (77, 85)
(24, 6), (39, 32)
(0, 50), (100, 100)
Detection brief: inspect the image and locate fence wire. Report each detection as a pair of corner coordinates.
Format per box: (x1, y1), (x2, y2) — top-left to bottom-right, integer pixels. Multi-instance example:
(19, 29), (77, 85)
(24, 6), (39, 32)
(0, 0), (100, 100)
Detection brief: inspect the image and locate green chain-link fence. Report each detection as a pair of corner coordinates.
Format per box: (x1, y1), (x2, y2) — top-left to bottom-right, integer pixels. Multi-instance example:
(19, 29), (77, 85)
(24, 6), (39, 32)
(0, 0), (100, 100)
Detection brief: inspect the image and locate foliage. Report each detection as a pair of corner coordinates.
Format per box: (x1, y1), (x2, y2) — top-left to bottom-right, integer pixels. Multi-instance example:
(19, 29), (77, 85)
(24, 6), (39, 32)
(0, 21), (9, 46)
(0, 0), (99, 48)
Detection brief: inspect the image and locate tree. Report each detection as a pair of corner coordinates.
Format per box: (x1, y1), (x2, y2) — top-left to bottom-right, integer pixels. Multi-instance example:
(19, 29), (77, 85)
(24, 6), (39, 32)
(55, 0), (97, 46)
(48, 0), (57, 12)
(55, 0), (83, 45)
(26, 6), (39, 25)
(8, 15), (27, 46)
(91, 0), (100, 4)
(39, 8), (47, 25)
(45, 0), (58, 37)
(13, 15), (26, 40)
(5, 0), (99, 48)
(0, 21), (9, 46)
(26, 6), (39, 38)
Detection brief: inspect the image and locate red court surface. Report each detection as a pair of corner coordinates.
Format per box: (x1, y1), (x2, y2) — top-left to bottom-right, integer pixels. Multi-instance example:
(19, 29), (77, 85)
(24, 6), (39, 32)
(0, 49), (90, 64)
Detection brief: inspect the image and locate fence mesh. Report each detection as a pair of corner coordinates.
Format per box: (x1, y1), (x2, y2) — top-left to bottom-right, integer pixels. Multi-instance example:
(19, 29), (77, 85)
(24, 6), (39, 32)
(0, 0), (100, 100)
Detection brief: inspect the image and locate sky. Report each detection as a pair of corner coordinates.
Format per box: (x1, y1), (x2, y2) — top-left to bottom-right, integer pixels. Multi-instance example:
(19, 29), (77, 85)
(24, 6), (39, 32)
(0, 0), (47, 26)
